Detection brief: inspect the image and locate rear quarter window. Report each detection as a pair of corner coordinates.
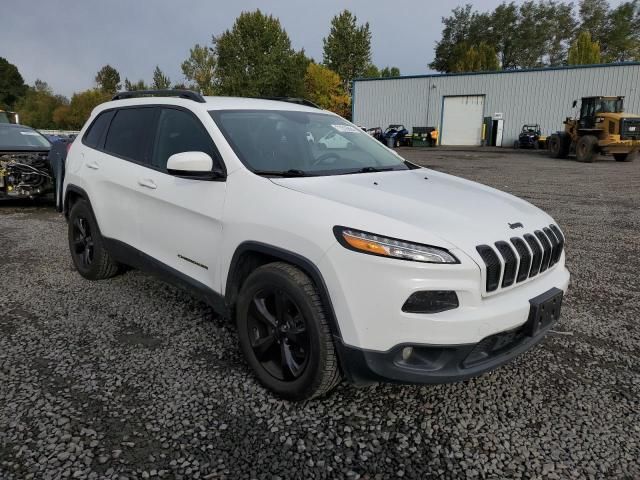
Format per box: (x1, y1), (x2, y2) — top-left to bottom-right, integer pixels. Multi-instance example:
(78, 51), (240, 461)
(83, 110), (115, 149)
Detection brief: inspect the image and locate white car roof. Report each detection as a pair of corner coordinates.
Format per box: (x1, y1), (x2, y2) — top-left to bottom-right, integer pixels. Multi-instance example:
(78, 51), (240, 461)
(92, 95), (329, 117)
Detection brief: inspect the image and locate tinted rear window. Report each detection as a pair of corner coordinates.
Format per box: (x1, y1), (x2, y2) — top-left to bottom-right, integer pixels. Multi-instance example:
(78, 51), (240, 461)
(104, 108), (156, 162)
(83, 110), (115, 149)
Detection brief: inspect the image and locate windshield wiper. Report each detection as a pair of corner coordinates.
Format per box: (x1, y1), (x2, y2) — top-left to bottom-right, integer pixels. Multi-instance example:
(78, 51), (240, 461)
(341, 166), (395, 175)
(252, 169), (309, 177)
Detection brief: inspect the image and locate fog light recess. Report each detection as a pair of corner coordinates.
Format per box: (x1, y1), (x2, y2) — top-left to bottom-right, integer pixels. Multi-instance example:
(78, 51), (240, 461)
(401, 346), (414, 361)
(402, 290), (459, 314)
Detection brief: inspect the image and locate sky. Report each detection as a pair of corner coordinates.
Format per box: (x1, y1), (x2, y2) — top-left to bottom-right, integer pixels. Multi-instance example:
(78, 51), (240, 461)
(0, 0), (622, 98)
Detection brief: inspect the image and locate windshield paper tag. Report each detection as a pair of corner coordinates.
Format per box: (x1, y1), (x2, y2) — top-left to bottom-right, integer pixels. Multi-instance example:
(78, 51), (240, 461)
(332, 124), (360, 133)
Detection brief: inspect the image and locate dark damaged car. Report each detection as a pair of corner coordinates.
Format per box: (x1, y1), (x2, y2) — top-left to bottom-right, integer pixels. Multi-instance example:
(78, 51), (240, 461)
(0, 123), (55, 199)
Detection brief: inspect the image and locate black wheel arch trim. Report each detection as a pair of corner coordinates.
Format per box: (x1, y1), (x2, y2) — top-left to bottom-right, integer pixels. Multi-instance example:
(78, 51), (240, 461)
(225, 241), (343, 341)
(63, 185), (107, 240)
(63, 184), (92, 218)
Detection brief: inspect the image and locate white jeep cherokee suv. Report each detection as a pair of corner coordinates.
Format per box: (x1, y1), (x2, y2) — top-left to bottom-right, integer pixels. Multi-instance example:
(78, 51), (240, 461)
(63, 90), (570, 400)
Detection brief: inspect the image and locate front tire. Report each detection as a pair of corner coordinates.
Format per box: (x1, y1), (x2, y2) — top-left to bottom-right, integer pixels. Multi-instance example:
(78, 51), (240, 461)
(68, 199), (121, 280)
(549, 133), (570, 158)
(576, 135), (598, 163)
(236, 262), (341, 400)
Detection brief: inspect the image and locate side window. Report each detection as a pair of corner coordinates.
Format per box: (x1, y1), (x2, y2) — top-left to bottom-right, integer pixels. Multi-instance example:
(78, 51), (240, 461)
(83, 110), (115, 149)
(104, 108), (157, 162)
(152, 108), (218, 170)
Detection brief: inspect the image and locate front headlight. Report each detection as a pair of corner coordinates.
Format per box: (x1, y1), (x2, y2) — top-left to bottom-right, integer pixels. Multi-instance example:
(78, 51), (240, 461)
(333, 226), (459, 264)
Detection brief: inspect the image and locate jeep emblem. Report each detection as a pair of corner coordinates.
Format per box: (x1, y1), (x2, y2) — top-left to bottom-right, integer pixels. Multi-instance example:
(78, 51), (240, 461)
(509, 222), (524, 229)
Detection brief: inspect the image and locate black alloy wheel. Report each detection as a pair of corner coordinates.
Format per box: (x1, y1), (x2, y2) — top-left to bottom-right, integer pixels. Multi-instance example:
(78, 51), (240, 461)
(247, 287), (310, 380)
(236, 262), (341, 400)
(71, 216), (94, 268)
(67, 199), (121, 280)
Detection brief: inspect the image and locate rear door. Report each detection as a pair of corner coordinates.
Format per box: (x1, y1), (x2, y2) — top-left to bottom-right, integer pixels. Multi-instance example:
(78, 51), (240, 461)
(135, 106), (227, 290)
(90, 107), (158, 251)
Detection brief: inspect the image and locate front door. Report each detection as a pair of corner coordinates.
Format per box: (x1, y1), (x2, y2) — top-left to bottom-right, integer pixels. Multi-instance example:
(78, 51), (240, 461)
(135, 107), (227, 291)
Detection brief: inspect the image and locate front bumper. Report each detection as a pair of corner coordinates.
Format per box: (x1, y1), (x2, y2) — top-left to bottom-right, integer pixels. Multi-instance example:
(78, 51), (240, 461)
(603, 139), (640, 154)
(319, 244), (570, 352)
(337, 287), (563, 385)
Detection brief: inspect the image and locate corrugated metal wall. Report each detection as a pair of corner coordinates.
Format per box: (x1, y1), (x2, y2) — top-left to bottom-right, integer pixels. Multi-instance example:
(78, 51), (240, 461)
(352, 63), (640, 146)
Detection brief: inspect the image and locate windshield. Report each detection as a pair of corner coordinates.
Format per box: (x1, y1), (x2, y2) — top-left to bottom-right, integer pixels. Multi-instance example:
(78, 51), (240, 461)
(210, 110), (409, 176)
(595, 98), (623, 114)
(0, 125), (51, 150)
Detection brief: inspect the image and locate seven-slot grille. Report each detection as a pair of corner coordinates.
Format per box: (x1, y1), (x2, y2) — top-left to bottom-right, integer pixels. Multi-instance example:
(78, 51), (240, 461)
(476, 224), (565, 293)
(621, 118), (640, 140)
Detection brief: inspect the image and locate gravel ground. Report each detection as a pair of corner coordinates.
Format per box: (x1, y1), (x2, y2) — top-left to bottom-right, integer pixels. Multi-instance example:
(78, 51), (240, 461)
(1, 150), (638, 479)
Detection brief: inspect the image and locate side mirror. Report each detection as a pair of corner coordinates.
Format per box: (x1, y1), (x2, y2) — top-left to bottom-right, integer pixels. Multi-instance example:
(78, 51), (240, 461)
(572, 100), (577, 108)
(166, 151), (224, 180)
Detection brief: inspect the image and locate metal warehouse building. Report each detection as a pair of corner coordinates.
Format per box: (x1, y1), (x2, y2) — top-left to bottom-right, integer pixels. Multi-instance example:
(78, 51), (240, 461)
(352, 62), (640, 147)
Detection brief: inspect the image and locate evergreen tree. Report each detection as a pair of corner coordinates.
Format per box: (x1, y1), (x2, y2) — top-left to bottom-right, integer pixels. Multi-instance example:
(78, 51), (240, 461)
(152, 66), (171, 90)
(95, 65), (121, 94)
(323, 10), (372, 88)
(568, 31), (601, 64)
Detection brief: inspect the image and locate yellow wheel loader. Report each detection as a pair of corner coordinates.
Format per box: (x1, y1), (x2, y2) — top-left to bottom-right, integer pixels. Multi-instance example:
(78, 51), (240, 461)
(548, 96), (640, 163)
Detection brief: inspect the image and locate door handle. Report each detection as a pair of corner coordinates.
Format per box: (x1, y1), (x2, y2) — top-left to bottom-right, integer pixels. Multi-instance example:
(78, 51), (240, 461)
(137, 178), (157, 190)
(86, 161), (99, 170)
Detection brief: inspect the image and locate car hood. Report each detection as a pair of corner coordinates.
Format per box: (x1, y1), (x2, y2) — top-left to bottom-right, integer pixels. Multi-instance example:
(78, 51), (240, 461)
(271, 168), (553, 253)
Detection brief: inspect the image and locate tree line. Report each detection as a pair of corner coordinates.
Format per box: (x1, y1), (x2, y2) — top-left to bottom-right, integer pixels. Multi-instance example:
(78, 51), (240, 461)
(2, 2), (638, 130)
(431, 0), (640, 73)
(1, 9), (398, 130)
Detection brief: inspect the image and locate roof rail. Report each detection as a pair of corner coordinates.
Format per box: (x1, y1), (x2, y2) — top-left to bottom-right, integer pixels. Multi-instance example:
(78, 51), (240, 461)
(259, 97), (321, 109)
(112, 89), (206, 103)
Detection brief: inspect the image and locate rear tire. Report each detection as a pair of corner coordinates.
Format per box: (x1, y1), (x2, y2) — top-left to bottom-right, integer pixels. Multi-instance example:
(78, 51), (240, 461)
(549, 134), (570, 158)
(613, 153), (632, 162)
(68, 199), (121, 280)
(576, 135), (598, 163)
(236, 262), (341, 401)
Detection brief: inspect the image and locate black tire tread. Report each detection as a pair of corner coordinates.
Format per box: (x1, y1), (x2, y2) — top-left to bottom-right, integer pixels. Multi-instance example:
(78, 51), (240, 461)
(576, 135), (598, 163)
(549, 133), (570, 159)
(69, 199), (120, 280)
(240, 262), (341, 400)
(266, 262), (342, 398)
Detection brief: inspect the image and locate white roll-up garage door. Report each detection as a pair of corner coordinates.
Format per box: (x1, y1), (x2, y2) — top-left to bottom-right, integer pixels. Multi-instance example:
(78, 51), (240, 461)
(440, 95), (485, 146)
